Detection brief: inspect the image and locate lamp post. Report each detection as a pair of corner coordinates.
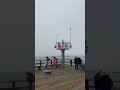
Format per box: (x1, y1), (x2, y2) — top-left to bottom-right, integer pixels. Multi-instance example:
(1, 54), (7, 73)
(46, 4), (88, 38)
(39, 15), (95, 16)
(70, 27), (71, 43)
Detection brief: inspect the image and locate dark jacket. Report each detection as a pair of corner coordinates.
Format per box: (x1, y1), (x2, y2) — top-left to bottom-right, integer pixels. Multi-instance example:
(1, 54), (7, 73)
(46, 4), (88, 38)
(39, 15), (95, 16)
(96, 74), (113, 90)
(94, 73), (101, 90)
(74, 57), (77, 64)
(76, 57), (82, 64)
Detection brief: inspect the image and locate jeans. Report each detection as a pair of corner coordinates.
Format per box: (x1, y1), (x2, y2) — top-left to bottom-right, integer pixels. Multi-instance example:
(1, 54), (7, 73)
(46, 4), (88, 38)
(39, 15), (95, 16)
(77, 64), (81, 71)
(75, 64), (78, 70)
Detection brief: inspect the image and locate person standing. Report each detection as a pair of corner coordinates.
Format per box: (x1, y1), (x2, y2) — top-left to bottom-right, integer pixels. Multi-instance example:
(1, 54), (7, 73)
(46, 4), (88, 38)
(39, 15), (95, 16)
(76, 56), (82, 71)
(46, 56), (50, 69)
(70, 59), (72, 67)
(51, 60), (53, 67)
(53, 58), (57, 67)
(99, 71), (113, 90)
(74, 56), (78, 70)
(94, 70), (102, 90)
(94, 70), (113, 90)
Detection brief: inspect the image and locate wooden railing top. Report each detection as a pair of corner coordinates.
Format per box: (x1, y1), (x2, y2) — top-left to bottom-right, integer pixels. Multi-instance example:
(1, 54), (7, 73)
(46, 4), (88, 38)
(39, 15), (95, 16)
(0, 80), (27, 83)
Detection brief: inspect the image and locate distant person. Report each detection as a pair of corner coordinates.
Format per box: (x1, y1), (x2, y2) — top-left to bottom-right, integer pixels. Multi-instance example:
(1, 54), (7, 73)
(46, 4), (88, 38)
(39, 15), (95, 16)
(76, 56), (82, 71)
(46, 56), (50, 69)
(94, 70), (113, 90)
(74, 56), (78, 70)
(51, 60), (53, 67)
(70, 59), (72, 67)
(53, 58), (57, 67)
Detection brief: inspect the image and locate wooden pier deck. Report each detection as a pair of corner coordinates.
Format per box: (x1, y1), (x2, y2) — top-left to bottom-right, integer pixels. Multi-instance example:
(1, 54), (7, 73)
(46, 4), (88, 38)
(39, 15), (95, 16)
(35, 67), (85, 90)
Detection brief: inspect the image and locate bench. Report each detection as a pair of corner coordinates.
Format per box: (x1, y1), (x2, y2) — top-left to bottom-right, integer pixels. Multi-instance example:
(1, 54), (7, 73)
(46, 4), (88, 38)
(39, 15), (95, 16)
(43, 70), (52, 75)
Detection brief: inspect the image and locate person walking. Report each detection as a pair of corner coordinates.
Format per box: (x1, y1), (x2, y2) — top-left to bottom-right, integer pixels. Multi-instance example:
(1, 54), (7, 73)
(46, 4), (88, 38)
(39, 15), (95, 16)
(74, 56), (78, 70)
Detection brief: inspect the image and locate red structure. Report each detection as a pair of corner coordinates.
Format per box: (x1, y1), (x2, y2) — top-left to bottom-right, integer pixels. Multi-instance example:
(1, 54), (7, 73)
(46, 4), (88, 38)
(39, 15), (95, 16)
(57, 42), (61, 50)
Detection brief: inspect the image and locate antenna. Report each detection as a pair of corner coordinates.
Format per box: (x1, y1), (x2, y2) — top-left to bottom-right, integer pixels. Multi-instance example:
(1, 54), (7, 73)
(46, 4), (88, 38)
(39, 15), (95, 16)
(56, 33), (58, 43)
(54, 34), (58, 48)
(64, 24), (72, 43)
(70, 27), (71, 43)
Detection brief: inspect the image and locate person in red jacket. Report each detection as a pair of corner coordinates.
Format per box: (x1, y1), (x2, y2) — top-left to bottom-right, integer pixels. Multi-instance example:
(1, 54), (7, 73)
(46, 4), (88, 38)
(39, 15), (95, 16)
(70, 59), (72, 67)
(53, 57), (58, 67)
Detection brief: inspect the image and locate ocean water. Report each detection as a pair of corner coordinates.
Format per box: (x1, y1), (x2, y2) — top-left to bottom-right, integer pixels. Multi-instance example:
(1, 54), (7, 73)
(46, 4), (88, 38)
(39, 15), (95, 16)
(35, 56), (85, 65)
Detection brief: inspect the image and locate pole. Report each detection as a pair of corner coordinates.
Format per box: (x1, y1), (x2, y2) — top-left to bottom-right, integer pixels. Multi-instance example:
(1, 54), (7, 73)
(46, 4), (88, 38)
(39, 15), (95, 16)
(70, 28), (71, 43)
(61, 40), (65, 68)
(61, 49), (65, 68)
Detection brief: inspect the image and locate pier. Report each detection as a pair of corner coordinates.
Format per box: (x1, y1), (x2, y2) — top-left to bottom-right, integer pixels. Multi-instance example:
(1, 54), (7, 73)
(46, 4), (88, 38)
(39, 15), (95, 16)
(35, 66), (85, 90)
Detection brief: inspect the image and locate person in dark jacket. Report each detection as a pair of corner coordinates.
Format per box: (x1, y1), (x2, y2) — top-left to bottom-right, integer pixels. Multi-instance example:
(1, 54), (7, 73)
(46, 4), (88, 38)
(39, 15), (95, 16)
(74, 56), (78, 70)
(94, 70), (102, 90)
(94, 70), (113, 90)
(76, 56), (82, 71)
(46, 56), (50, 69)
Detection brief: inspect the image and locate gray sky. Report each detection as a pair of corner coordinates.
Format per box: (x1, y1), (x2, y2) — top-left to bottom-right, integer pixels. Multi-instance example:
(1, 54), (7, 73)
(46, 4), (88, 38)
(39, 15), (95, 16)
(35, 0), (85, 57)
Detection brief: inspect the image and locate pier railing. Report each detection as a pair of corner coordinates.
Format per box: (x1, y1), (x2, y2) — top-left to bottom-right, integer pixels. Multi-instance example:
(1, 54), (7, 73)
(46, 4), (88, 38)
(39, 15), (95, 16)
(35, 59), (85, 70)
(86, 79), (120, 90)
(0, 80), (35, 90)
(85, 71), (120, 90)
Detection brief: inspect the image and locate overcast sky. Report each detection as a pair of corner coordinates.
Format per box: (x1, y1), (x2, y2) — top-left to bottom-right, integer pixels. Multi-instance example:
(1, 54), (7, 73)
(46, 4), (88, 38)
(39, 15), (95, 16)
(35, 0), (85, 57)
